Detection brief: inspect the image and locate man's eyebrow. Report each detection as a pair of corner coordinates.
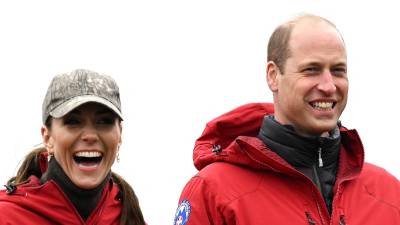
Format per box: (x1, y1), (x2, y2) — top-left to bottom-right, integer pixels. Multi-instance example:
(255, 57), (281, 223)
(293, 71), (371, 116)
(298, 61), (322, 67)
(333, 62), (347, 67)
(298, 61), (347, 67)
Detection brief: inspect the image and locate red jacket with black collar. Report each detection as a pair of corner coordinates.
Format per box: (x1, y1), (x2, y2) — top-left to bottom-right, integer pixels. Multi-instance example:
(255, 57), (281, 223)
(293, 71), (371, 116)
(0, 154), (122, 225)
(175, 103), (400, 225)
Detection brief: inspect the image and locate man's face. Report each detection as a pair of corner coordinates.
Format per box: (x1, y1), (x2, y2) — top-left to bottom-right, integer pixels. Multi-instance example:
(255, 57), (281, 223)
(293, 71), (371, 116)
(269, 20), (348, 136)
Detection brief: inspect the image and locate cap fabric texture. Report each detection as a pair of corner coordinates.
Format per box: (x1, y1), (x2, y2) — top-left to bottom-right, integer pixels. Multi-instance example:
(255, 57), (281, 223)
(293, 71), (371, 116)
(42, 69), (122, 124)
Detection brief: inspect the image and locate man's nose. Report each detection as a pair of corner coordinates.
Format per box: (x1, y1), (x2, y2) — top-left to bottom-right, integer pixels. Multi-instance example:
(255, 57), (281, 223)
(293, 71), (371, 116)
(317, 70), (336, 95)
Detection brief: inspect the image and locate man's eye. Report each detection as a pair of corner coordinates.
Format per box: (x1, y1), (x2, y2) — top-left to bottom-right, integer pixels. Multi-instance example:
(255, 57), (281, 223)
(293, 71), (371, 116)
(64, 118), (80, 125)
(303, 67), (320, 73)
(332, 68), (347, 76)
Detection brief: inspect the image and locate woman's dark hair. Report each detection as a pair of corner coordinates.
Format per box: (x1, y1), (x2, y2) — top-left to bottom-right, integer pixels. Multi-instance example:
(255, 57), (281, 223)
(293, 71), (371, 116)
(7, 146), (46, 185)
(7, 145), (145, 225)
(111, 172), (145, 225)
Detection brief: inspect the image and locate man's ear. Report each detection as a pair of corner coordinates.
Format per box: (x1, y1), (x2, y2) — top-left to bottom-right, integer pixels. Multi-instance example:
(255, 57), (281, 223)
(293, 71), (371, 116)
(266, 61), (280, 92)
(41, 126), (53, 152)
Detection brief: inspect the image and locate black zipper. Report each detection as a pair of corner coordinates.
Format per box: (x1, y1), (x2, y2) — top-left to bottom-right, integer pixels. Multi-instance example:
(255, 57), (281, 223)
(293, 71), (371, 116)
(317, 137), (324, 168)
(313, 139), (324, 193)
(318, 147), (323, 167)
(312, 164), (323, 193)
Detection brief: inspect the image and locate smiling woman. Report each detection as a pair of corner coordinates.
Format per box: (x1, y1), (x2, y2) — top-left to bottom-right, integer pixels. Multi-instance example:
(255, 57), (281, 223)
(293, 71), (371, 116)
(0, 69), (145, 225)
(43, 102), (122, 190)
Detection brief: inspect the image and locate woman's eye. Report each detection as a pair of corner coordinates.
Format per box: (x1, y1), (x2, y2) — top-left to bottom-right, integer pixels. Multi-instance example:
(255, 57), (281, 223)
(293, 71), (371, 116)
(97, 117), (115, 125)
(64, 118), (80, 125)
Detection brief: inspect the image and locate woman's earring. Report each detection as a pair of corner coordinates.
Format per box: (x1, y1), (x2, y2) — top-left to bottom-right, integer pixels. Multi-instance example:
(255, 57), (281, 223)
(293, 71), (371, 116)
(46, 142), (54, 162)
(117, 151), (120, 163)
(48, 152), (54, 162)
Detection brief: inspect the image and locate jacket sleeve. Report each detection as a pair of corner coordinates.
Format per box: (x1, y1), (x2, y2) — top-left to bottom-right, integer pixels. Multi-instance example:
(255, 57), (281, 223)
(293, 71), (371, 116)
(174, 176), (225, 225)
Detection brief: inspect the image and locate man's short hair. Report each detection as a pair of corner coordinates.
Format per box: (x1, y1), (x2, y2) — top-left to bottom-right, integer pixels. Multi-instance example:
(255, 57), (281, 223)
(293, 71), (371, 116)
(267, 14), (340, 74)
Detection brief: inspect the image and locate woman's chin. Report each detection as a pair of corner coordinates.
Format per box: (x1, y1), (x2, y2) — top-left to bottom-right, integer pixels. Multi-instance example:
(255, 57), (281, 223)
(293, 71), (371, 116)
(70, 167), (106, 189)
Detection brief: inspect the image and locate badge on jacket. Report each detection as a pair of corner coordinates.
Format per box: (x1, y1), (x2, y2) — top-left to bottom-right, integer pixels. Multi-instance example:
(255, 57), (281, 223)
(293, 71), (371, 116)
(173, 199), (191, 225)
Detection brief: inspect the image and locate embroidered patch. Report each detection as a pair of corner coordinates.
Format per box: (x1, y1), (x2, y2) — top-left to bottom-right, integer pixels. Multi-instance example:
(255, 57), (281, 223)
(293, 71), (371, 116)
(173, 199), (191, 225)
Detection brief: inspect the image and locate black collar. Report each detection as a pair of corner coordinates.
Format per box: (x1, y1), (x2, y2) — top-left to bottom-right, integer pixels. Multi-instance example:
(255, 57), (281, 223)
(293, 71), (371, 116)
(257, 115), (340, 168)
(41, 158), (110, 221)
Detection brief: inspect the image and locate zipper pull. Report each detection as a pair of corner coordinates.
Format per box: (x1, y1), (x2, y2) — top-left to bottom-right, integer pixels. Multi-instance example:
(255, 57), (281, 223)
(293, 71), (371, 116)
(305, 212), (316, 225)
(318, 147), (323, 167)
(339, 215), (347, 225)
(4, 184), (16, 195)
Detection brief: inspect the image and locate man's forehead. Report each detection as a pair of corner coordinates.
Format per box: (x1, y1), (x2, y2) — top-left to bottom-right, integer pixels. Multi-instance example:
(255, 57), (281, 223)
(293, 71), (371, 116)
(292, 19), (342, 42)
(288, 20), (346, 55)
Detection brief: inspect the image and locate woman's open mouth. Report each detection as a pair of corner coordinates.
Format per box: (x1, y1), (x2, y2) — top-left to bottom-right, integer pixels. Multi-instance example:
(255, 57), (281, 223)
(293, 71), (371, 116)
(73, 151), (103, 168)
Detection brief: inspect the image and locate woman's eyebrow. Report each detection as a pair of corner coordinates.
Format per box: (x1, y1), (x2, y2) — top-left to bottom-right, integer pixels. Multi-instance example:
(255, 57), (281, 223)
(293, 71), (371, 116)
(68, 109), (81, 115)
(95, 108), (113, 115)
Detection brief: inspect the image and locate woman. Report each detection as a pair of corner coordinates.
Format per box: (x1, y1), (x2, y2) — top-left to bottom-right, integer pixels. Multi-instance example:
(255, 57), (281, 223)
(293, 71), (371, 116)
(0, 69), (145, 225)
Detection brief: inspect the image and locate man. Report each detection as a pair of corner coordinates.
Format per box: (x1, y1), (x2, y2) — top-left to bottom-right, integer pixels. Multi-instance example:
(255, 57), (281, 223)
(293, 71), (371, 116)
(174, 14), (400, 225)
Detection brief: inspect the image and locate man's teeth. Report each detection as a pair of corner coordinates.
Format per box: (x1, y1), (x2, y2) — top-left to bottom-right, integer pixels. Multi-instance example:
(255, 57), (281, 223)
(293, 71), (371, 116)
(74, 151), (102, 157)
(312, 102), (333, 110)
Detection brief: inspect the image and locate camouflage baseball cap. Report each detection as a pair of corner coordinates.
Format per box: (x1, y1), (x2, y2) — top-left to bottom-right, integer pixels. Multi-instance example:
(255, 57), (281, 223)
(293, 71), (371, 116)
(42, 69), (123, 124)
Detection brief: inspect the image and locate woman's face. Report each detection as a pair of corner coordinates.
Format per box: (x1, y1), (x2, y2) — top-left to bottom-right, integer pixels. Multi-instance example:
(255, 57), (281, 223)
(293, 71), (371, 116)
(42, 103), (122, 189)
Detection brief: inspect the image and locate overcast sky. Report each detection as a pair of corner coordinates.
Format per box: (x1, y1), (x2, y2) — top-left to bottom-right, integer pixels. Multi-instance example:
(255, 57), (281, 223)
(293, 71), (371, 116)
(1, 1), (399, 224)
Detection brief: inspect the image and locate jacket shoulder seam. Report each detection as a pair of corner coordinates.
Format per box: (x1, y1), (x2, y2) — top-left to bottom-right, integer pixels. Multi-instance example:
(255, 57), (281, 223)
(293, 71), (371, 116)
(219, 172), (264, 214)
(362, 183), (400, 212)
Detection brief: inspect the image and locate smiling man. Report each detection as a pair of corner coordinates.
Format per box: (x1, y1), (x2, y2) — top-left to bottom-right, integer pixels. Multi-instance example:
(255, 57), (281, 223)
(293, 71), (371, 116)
(174, 14), (400, 225)
(267, 16), (348, 137)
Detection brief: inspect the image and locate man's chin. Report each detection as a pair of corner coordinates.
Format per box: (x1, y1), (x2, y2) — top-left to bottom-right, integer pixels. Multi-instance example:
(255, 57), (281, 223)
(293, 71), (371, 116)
(308, 121), (337, 136)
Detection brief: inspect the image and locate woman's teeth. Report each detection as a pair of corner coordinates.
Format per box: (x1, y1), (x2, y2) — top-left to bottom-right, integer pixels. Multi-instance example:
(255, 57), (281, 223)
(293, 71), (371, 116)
(73, 151), (103, 164)
(74, 151), (102, 157)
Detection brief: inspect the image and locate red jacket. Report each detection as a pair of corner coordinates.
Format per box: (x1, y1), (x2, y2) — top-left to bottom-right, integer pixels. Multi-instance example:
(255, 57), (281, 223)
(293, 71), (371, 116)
(175, 103), (400, 225)
(0, 162), (121, 224)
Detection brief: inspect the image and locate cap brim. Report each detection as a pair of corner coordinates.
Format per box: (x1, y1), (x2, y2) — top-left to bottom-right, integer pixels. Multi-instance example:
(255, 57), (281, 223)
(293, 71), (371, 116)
(49, 95), (123, 120)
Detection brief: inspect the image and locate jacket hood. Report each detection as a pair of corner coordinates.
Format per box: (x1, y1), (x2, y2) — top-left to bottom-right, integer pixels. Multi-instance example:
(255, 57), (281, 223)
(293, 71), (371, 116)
(193, 103), (364, 178)
(0, 175), (120, 224)
(0, 151), (121, 224)
(194, 103), (275, 170)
